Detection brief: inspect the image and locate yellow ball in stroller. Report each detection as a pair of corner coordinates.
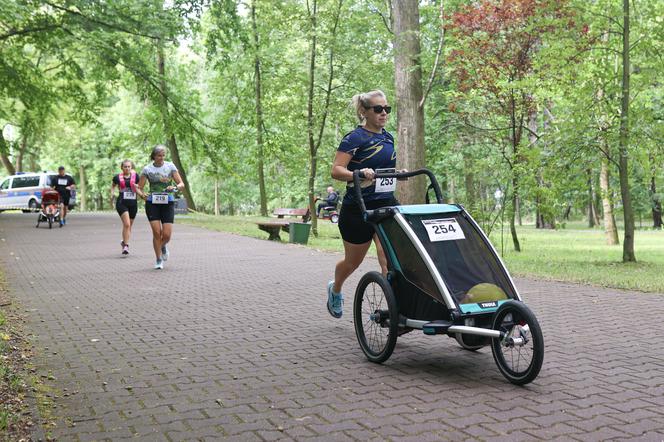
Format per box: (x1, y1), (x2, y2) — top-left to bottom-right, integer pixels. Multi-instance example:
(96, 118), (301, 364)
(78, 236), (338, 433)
(465, 283), (508, 303)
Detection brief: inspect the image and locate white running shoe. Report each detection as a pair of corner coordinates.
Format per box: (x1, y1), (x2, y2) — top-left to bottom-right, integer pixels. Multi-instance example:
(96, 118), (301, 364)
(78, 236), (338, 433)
(161, 245), (169, 261)
(154, 259), (164, 270)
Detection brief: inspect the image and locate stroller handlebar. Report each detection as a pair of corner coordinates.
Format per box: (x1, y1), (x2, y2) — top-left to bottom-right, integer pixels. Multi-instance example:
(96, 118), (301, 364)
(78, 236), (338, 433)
(352, 168), (444, 222)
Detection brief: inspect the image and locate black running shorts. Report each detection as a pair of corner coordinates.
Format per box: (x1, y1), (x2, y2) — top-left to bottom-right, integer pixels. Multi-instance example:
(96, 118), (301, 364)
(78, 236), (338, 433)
(338, 197), (398, 244)
(116, 200), (138, 219)
(58, 192), (70, 206)
(145, 201), (175, 224)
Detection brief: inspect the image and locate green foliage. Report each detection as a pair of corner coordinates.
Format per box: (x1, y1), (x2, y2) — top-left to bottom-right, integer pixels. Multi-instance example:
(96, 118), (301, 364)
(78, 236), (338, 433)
(0, 0), (661, 257)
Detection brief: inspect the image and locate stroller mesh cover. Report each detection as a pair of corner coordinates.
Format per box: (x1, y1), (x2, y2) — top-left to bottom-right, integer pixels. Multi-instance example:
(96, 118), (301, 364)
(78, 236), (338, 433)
(381, 205), (516, 310)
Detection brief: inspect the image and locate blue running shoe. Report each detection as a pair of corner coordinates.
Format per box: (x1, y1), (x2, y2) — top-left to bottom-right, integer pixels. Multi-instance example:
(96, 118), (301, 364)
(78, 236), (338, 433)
(161, 245), (169, 261)
(326, 281), (343, 318)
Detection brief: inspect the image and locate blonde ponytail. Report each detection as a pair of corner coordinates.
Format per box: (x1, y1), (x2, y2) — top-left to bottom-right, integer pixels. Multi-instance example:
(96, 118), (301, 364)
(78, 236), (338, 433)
(351, 90), (387, 123)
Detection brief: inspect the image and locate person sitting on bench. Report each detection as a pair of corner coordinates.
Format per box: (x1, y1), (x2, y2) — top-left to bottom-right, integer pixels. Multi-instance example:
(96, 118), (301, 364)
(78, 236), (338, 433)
(317, 186), (339, 217)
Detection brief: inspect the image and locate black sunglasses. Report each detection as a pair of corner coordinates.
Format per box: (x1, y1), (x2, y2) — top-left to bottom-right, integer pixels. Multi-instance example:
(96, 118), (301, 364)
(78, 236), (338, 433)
(364, 105), (392, 114)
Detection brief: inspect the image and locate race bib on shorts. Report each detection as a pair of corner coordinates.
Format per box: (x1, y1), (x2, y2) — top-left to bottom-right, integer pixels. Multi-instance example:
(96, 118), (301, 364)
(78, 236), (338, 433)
(123, 191), (136, 200)
(422, 218), (465, 242)
(374, 168), (396, 193)
(152, 193), (168, 205)
(58, 178), (67, 186)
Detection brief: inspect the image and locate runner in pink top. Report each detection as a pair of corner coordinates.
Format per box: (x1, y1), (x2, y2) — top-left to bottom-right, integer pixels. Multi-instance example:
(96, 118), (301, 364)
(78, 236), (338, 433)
(110, 160), (139, 255)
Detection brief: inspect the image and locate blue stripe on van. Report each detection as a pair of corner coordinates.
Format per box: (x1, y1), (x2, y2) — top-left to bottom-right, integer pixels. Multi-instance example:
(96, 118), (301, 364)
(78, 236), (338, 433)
(7, 191), (35, 197)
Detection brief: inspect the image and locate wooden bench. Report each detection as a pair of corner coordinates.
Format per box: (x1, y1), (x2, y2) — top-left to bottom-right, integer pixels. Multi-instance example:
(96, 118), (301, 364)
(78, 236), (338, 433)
(257, 208), (311, 241)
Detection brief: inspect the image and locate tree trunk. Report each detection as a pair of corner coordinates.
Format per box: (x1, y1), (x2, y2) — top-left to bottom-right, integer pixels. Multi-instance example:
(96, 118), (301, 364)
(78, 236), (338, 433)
(600, 157), (619, 244)
(649, 152), (662, 229)
(508, 90), (521, 251)
(447, 176), (455, 204)
(306, 0), (342, 236)
(651, 176), (662, 229)
(535, 196), (555, 229)
(619, 0), (635, 262)
(529, 109), (543, 229)
(393, 0), (426, 204)
(529, 106), (554, 229)
(596, 73), (618, 242)
(307, 0), (319, 236)
(587, 168), (596, 228)
(510, 179), (521, 252)
(29, 152), (37, 172)
(15, 134), (26, 172)
(462, 149), (476, 212)
(594, 184), (602, 225)
(251, 0), (267, 217)
(0, 133), (16, 175)
(79, 165), (87, 212)
(214, 178), (220, 216)
(156, 41), (196, 211)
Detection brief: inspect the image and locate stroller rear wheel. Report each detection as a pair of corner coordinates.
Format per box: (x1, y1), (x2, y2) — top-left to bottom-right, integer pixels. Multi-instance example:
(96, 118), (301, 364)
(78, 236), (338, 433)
(491, 300), (544, 385)
(353, 271), (398, 363)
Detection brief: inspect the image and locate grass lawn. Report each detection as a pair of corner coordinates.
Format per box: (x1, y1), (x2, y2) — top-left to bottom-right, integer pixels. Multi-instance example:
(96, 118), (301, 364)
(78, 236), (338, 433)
(488, 223), (664, 293)
(179, 214), (664, 293)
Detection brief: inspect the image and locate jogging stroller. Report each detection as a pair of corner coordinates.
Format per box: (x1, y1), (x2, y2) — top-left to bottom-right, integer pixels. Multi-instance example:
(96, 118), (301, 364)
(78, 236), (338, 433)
(36, 190), (61, 229)
(352, 169), (544, 385)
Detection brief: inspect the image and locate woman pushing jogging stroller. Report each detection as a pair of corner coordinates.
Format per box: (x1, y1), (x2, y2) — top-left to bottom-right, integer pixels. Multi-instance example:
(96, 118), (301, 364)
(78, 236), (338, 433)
(326, 89), (399, 318)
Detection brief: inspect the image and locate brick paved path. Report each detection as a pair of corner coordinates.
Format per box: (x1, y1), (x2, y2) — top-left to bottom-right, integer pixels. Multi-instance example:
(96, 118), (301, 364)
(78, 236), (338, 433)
(1, 212), (663, 441)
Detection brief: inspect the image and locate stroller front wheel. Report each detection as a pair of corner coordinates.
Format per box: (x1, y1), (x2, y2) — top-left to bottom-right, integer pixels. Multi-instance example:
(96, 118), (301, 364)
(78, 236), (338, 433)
(353, 271), (398, 364)
(491, 300), (544, 385)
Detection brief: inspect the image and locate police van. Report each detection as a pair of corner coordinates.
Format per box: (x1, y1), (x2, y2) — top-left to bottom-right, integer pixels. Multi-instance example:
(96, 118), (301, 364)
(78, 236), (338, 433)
(0, 172), (76, 212)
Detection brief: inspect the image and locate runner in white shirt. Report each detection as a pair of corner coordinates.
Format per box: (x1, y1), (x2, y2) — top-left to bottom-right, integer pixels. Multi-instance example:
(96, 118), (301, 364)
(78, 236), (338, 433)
(136, 145), (185, 270)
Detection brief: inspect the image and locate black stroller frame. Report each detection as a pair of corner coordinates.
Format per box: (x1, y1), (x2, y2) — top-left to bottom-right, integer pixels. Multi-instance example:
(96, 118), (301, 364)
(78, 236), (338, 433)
(351, 168), (544, 385)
